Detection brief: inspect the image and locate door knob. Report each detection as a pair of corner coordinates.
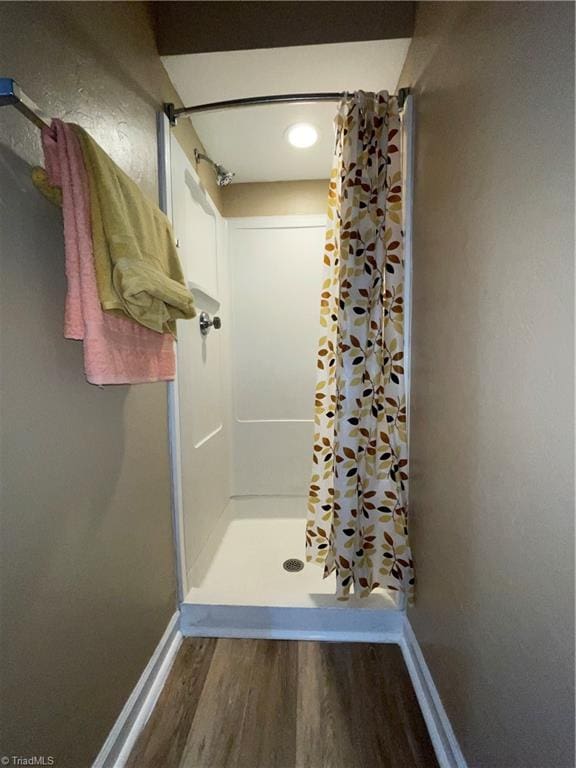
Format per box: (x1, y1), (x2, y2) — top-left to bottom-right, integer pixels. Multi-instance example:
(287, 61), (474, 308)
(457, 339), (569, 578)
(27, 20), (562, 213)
(199, 311), (222, 336)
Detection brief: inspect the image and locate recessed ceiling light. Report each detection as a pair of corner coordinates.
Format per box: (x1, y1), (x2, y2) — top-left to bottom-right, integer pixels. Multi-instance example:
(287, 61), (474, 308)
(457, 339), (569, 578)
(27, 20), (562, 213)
(285, 123), (318, 149)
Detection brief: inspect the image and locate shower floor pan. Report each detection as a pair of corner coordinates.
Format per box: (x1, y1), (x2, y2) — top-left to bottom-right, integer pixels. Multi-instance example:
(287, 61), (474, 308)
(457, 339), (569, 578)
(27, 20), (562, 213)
(181, 496), (403, 641)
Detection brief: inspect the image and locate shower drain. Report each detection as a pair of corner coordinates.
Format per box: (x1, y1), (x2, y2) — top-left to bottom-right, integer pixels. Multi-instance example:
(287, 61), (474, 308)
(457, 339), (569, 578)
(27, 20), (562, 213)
(283, 558), (305, 573)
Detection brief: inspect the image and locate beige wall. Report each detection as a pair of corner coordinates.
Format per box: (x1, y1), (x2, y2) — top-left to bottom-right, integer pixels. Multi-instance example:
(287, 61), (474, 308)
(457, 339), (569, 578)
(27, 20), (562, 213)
(399, 3), (574, 767)
(222, 179), (328, 218)
(0, 3), (209, 766)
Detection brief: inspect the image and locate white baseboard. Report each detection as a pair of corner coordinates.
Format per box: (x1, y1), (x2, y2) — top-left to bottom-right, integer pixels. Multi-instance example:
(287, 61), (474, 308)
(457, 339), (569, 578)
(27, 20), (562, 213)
(400, 617), (468, 768)
(180, 602), (404, 643)
(90, 607), (465, 768)
(92, 611), (183, 768)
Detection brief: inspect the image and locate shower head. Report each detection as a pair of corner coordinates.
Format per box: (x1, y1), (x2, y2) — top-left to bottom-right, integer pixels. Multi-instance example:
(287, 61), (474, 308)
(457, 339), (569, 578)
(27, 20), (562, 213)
(194, 149), (235, 187)
(215, 165), (235, 187)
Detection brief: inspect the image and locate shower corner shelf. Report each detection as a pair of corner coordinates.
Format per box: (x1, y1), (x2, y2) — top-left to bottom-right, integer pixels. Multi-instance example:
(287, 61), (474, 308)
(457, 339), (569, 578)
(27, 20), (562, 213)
(187, 280), (221, 310)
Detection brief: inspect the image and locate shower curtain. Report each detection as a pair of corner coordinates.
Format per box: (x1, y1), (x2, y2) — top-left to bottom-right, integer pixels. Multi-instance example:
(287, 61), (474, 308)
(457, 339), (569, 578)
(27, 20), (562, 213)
(306, 91), (414, 603)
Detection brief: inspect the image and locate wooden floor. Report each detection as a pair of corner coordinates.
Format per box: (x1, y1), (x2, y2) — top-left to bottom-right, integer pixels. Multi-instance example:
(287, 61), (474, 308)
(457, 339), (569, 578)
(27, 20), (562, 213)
(126, 638), (438, 768)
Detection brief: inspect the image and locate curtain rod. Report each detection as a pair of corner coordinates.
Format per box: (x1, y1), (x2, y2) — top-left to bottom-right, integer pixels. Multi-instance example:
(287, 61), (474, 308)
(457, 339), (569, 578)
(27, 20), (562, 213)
(165, 88), (410, 125)
(0, 77), (410, 132)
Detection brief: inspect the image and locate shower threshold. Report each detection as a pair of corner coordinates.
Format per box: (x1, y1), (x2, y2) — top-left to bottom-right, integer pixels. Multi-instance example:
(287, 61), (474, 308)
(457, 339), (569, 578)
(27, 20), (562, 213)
(180, 496), (403, 642)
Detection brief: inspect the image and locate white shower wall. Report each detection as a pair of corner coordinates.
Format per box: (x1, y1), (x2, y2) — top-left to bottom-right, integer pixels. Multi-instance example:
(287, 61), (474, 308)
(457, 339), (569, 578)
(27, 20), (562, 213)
(170, 133), (328, 595)
(227, 216), (326, 496)
(170, 136), (232, 592)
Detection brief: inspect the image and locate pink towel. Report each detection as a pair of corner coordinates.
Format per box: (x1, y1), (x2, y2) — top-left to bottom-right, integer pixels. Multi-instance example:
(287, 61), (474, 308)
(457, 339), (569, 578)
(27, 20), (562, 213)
(41, 120), (175, 385)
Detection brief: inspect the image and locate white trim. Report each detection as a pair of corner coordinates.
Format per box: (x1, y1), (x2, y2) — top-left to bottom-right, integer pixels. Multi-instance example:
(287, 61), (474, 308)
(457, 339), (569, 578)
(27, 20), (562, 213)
(394, 93), (415, 613)
(226, 214), (327, 230)
(400, 617), (468, 768)
(180, 602), (404, 642)
(184, 626), (402, 643)
(156, 112), (173, 220)
(194, 424), (223, 450)
(235, 418), (313, 424)
(167, 377), (187, 600)
(401, 94), (415, 504)
(92, 612), (183, 768)
(157, 112), (188, 601)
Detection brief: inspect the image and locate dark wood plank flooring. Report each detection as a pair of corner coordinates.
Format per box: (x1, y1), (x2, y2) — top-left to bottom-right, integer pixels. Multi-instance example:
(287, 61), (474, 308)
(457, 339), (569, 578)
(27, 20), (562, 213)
(126, 638), (438, 768)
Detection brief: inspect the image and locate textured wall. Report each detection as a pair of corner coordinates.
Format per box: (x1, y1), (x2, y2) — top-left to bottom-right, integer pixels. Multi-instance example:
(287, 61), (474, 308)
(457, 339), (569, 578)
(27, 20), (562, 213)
(0, 2), (222, 209)
(399, 3), (574, 767)
(222, 179), (328, 217)
(0, 3), (203, 765)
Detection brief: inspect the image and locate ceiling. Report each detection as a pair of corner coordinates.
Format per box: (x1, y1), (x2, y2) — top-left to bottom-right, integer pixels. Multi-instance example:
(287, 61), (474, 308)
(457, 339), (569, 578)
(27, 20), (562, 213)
(155, 1), (415, 55)
(162, 39), (411, 184)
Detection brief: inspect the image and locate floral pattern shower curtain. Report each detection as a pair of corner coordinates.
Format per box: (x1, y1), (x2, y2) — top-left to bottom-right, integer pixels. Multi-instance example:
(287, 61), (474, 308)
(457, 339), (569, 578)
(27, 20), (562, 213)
(306, 91), (414, 603)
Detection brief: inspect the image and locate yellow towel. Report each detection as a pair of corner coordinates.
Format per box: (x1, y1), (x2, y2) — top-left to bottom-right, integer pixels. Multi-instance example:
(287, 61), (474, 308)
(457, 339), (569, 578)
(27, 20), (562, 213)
(72, 125), (195, 335)
(31, 167), (63, 207)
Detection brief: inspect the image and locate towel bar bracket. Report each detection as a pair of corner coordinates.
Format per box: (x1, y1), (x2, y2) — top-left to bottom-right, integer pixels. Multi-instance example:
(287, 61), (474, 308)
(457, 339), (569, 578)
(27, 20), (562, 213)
(0, 77), (50, 130)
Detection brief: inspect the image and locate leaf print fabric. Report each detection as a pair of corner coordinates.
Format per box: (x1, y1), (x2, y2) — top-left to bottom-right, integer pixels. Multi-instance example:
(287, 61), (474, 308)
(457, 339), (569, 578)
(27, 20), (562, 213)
(306, 91), (414, 604)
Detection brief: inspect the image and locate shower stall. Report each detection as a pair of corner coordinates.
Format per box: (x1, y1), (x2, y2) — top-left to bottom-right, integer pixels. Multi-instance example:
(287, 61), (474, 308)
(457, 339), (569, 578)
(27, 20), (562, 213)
(159, 94), (413, 640)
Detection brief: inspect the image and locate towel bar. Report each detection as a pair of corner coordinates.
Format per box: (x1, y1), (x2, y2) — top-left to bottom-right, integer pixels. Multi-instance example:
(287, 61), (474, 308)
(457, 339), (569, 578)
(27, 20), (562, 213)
(0, 78), (50, 129)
